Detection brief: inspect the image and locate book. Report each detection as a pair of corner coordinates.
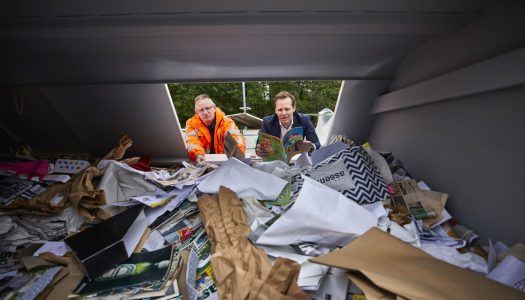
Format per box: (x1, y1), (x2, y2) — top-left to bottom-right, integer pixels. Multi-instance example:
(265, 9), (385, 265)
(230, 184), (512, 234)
(258, 127), (304, 162)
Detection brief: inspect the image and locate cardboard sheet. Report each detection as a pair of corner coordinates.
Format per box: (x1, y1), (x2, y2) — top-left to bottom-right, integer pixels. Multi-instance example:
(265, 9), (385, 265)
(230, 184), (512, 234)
(40, 255), (85, 300)
(310, 228), (524, 299)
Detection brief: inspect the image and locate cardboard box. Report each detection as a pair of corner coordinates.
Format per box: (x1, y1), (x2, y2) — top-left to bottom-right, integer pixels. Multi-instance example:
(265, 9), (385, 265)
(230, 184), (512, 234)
(64, 204), (148, 280)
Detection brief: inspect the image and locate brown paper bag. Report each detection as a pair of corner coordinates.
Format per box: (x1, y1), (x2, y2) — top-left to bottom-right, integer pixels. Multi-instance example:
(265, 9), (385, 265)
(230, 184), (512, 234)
(198, 186), (308, 300)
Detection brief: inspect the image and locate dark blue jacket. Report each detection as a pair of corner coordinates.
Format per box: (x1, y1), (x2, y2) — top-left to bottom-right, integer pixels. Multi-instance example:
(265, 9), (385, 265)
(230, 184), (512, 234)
(259, 112), (321, 150)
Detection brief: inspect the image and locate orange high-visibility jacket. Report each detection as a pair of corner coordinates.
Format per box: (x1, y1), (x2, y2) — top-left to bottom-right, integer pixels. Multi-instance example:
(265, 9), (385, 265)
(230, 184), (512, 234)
(185, 107), (246, 161)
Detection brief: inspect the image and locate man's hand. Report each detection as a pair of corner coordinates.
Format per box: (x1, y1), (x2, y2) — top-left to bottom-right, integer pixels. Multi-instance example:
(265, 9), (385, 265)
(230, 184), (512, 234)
(196, 154), (205, 163)
(296, 140), (313, 153)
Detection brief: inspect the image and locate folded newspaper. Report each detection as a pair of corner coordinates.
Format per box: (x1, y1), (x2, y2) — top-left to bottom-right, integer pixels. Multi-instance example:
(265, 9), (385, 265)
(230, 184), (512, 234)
(388, 180), (441, 220)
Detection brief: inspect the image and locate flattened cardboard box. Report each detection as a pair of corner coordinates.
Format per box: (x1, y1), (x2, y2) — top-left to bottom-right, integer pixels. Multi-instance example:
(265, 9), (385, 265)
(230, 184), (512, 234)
(310, 228), (524, 300)
(65, 204), (148, 280)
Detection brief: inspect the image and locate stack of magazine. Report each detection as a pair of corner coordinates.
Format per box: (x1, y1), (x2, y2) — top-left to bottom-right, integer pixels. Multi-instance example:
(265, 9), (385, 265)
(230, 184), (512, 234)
(152, 200), (206, 253)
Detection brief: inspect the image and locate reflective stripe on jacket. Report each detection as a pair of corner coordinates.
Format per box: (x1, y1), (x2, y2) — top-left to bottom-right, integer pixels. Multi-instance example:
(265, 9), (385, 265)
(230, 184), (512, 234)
(185, 107), (246, 161)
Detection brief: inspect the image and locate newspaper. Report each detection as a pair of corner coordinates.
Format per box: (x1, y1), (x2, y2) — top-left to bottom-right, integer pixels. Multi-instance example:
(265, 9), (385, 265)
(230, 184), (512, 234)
(151, 165), (210, 188)
(0, 176), (46, 205)
(0, 266), (62, 300)
(416, 221), (466, 249)
(389, 180), (439, 220)
(0, 252), (23, 274)
(130, 186), (193, 208)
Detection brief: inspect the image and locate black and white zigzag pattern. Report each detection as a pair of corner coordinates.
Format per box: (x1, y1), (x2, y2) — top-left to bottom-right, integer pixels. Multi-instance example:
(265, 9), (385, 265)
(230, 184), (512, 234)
(292, 146), (389, 204)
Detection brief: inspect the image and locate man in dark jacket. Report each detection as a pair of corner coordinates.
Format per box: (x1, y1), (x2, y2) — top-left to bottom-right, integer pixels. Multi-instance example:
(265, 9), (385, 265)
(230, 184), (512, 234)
(256, 91), (321, 158)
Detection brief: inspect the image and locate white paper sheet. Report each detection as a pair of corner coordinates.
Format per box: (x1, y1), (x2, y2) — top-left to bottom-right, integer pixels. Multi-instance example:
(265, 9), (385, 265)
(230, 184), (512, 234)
(144, 204), (169, 226)
(312, 268), (350, 300)
(98, 160), (159, 204)
(417, 180), (431, 191)
(311, 142), (349, 165)
(141, 187), (193, 226)
(487, 255), (525, 291)
(487, 239), (512, 273)
(43, 174), (71, 183)
(299, 262), (328, 289)
(362, 201), (387, 218)
(98, 159), (169, 181)
(292, 152), (312, 167)
(421, 243), (487, 274)
(123, 210), (149, 256)
(256, 176), (378, 246)
(488, 238), (498, 272)
(143, 230), (166, 252)
(309, 272), (350, 300)
(261, 245), (329, 289)
(242, 196), (274, 228)
(430, 209), (453, 229)
(130, 185), (192, 208)
(166, 186), (194, 211)
(33, 241), (70, 257)
(197, 158), (287, 200)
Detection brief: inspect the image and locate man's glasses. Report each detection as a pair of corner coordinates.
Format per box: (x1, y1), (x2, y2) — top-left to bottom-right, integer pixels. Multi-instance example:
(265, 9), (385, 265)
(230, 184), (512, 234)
(196, 106), (215, 114)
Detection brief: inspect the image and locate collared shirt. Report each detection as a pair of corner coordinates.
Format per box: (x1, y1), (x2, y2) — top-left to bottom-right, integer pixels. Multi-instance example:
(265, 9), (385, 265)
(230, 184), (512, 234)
(279, 118), (294, 140)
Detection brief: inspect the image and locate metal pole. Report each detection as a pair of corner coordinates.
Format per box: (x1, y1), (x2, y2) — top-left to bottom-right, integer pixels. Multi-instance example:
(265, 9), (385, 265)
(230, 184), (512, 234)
(242, 81), (247, 114)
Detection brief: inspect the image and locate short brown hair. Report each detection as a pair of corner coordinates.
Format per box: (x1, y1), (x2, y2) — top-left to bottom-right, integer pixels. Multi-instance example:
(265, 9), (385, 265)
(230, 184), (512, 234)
(194, 94), (212, 103)
(273, 91), (296, 108)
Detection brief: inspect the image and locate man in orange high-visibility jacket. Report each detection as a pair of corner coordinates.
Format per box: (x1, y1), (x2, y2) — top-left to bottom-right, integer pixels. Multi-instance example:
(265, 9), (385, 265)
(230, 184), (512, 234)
(185, 94), (246, 162)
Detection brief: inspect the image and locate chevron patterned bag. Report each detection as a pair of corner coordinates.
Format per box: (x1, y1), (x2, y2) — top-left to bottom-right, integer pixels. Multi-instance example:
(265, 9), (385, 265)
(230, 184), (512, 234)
(292, 146), (389, 205)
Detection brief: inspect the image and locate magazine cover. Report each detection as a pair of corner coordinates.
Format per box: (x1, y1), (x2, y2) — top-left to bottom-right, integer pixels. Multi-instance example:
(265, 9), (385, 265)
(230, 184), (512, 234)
(258, 127), (304, 162)
(257, 132), (287, 162)
(282, 127), (303, 161)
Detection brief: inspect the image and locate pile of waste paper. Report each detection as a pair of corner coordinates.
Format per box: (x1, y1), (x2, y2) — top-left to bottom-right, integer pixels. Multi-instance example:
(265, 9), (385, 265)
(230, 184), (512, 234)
(0, 134), (523, 300)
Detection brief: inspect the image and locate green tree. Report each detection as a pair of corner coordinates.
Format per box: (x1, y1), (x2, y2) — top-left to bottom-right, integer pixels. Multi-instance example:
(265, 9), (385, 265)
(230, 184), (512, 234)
(168, 80), (341, 128)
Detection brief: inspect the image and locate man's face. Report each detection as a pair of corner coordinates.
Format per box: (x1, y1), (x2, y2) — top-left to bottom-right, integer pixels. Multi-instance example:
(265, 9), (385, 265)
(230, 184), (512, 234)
(195, 98), (216, 126)
(275, 97), (295, 128)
